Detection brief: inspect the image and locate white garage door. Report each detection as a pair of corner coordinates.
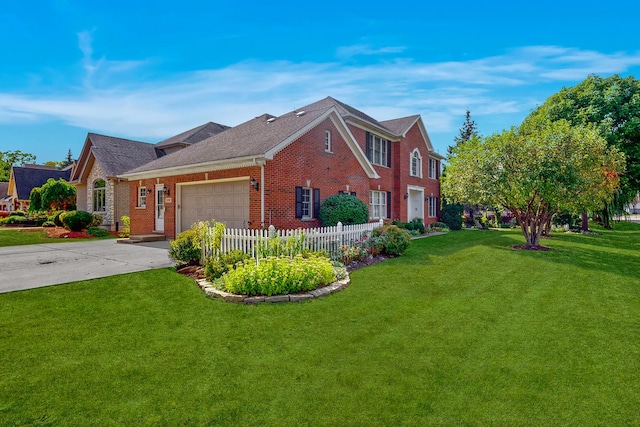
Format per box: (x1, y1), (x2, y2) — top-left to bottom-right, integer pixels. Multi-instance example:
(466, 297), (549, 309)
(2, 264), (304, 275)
(180, 180), (249, 232)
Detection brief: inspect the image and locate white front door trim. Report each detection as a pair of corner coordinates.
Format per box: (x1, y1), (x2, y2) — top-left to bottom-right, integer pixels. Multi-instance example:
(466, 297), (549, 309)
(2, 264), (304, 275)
(155, 184), (165, 232)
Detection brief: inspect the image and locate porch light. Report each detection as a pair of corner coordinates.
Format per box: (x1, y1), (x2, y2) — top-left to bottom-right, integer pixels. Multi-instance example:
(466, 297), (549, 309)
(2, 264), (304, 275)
(250, 178), (260, 191)
(163, 185), (170, 196)
(404, 193), (409, 199)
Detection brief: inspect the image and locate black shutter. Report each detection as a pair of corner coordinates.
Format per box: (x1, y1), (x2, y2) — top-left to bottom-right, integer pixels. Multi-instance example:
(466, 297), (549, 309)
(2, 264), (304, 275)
(436, 197), (441, 219)
(350, 191), (356, 196)
(386, 191), (392, 219)
(295, 186), (303, 218)
(365, 131), (372, 161)
(387, 140), (392, 167)
(313, 188), (320, 219)
(436, 160), (440, 179)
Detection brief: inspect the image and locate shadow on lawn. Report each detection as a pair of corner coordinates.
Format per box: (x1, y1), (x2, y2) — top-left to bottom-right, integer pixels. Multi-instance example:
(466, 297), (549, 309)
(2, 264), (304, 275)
(404, 225), (640, 282)
(514, 224), (640, 281)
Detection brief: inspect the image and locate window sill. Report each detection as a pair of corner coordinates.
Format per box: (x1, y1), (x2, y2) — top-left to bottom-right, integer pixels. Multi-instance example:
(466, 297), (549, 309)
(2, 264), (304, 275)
(135, 206), (146, 210)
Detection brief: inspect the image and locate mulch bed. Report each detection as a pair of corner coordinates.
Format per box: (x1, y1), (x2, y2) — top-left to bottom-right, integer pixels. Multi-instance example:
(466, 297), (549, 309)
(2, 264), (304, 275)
(511, 244), (550, 251)
(44, 227), (92, 239)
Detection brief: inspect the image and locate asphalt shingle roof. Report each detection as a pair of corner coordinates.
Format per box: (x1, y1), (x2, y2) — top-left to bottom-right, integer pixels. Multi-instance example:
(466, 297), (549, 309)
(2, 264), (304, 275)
(379, 115), (420, 136)
(12, 165), (72, 200)
(87, 133), (160, 176)
(0, 181), (8, 199)
(155, 122), (230, 149)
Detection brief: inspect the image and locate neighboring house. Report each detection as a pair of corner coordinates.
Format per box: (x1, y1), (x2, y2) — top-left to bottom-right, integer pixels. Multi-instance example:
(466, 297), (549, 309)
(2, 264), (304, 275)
(6, 165), (73, 211)
(119, 97), (443, 239)
(0, 181), (10, 211)
(70, 123), (229, 230)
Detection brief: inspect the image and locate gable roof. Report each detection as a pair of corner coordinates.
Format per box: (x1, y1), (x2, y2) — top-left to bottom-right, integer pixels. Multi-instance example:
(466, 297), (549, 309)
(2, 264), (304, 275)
(11, 165), (72, 200)
(119, 97), (443, 179)
(0, 181), (8, 199)
(155, 121), (230, 150)
(71, 133), (160, 182)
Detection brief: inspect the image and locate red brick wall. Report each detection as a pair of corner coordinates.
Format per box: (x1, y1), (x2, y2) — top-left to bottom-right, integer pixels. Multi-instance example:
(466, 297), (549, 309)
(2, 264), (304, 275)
(128, 166), (262, 239)
(128, 118), (442, 239)
(264, 118), (371, 229)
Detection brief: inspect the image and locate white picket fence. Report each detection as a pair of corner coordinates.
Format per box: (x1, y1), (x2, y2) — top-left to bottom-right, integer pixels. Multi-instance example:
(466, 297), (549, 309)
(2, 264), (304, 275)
(202, 219), (384, 261)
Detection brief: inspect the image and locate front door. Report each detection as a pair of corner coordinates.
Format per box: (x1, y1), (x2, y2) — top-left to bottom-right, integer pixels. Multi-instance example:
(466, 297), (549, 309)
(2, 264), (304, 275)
(407, 188), (425, 222)
(155, 184), (165, 232)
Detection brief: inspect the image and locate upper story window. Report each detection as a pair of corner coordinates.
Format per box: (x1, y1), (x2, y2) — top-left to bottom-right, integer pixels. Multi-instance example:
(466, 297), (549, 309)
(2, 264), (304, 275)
(137, 187), (147, 208)
(93, 179), (106, 212)
(325, 130), (332, 153)
(410, 149), (422, 177)
(366, 133), (390, 167)
(429, 158), (438, 179)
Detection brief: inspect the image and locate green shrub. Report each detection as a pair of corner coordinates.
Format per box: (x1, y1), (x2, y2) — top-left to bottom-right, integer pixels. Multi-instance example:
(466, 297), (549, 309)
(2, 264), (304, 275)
(4, 215), (27, 225)
(204, 250), (252, 281)
(338, 244), (369, 265)
(61, 210), (95, 231)
(42, 221), (56, 227)
(9, 211), (26, 217)
(223, 254), (336, 296)
(119, 215), (130, 238)
(169, 229), (202, 266)
(372, 225), (411, 256)
(86, 226), (111, 237)
(257, 232), (306, 259)
(440, 202), (463, 230)
(319, 194), (369, 226)
(91, 214), (104, 227)
(429, 222), (449, 232)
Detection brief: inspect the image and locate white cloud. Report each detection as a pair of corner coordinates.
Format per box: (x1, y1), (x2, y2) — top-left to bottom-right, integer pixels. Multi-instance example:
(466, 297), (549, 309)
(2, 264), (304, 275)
(0, 45), (639, 143)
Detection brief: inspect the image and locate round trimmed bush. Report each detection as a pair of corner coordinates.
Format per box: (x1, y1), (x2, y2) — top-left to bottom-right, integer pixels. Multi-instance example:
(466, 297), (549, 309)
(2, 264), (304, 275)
(319, 194), (369, 226)
(372, 225), (411, 256)
(61, 210), (95, 231)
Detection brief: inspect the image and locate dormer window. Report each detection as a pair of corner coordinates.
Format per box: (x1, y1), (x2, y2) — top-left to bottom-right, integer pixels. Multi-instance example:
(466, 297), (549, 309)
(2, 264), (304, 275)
(410, 149), (422, 177)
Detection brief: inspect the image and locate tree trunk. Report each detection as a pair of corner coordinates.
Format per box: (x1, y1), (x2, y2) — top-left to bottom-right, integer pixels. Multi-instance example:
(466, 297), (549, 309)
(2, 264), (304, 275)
(581, 212), (589, 232)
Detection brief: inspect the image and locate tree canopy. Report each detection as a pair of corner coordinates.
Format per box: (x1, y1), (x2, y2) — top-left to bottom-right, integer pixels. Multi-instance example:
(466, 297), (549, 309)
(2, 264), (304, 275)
(0, 150), (36, 181)
(442, 118), (625, 248)
(534, 74), (640, 202)
(29, 178), (76, 212)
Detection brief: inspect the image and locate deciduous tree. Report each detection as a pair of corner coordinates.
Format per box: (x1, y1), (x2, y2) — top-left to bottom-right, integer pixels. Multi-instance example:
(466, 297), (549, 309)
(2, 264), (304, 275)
(0, 150), (36, 181)
(442, 118), (625, 249)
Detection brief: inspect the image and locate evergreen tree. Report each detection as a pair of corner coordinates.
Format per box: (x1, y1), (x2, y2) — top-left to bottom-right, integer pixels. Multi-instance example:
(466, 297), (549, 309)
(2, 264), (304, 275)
(448, 109), (478, 157)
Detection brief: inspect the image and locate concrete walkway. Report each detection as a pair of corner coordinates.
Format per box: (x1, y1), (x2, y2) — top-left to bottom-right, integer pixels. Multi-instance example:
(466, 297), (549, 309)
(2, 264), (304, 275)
(0, 239), (173, 294)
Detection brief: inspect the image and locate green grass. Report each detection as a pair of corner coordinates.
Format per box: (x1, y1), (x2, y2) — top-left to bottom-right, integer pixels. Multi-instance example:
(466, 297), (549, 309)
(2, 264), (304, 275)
(1, 223), (639, 425)
(0, 228), (116, 246)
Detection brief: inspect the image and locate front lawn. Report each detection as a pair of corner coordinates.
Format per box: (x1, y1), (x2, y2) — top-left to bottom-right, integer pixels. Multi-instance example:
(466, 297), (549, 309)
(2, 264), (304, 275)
(1, 224), (639, 425)
(0, 227), (116, 247)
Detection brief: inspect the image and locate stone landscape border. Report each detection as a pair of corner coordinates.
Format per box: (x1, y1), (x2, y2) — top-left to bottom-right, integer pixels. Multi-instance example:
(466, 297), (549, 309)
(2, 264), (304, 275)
(196, 277), (351, 304)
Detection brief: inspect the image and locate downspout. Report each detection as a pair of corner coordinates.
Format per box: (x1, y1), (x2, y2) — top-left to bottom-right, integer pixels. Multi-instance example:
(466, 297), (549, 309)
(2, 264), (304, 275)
(261, 164), (265, 228)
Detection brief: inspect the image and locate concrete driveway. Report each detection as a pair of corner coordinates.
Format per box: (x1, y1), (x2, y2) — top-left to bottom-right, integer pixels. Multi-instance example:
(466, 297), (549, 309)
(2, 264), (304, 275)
(0, 239), (174, 293)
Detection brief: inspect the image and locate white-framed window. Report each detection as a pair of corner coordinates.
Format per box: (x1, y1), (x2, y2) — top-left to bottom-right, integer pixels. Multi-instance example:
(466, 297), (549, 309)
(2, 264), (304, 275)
(369, 190), (387, 219)
(325, 130), (332, 152)
(301, 187), (312, 219)
(429, 158), (438, 179)
(367, 134), (389, 167)
(93, 179), (106, 212)
(137, 187), (147, 208)
(428, 197), (438, 218)
(411, 149), (422, 177)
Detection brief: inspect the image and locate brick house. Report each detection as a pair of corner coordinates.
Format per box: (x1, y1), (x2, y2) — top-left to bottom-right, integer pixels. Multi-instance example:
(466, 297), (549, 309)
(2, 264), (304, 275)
(119, 97), (443, 239)
(70, 122), (228, 230)
(6, 165), (72, 212)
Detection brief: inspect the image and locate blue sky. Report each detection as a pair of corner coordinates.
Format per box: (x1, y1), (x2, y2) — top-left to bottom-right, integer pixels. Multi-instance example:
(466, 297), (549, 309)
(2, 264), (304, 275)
(1, 0), (639, 164)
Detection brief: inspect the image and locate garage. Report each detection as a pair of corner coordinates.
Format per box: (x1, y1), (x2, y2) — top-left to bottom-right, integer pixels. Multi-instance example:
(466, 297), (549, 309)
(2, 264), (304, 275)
(178, 180), (249, 232)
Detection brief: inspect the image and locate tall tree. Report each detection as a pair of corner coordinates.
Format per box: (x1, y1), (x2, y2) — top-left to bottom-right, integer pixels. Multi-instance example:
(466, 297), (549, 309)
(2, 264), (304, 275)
(442, 118), (625, 249)
(0, 150), (36, 181)
(533, 74), (640, 224)
(448, 109), (478, 157)
(61, 149), (74, 168)
(30, 178), (77, 212)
